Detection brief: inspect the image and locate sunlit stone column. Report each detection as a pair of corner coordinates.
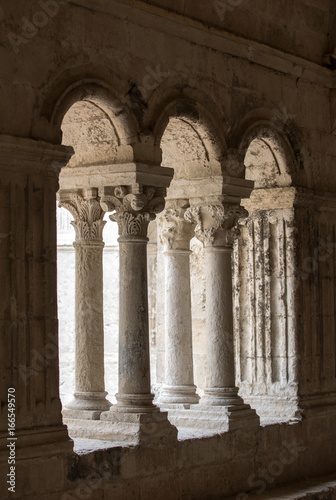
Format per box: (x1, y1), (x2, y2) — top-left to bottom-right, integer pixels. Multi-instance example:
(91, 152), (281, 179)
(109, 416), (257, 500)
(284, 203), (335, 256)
(158, 205), (199, 407)
(185, 204), (259, 429)
(59, 188), (111, 419)
(100, 185), (177, 443)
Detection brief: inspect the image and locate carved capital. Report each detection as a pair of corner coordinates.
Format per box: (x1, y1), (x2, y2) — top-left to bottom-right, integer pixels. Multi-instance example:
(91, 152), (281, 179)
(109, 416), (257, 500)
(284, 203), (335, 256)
(185, 204), (248, 248)
(110, 212), (153, 237)
(59, 192), (106, 242)
(101, 184), (166, 237)
(159, 208), (194, 251)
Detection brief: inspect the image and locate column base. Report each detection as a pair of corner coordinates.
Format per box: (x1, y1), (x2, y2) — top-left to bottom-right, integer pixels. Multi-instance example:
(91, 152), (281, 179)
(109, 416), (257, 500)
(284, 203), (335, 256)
(165, 404), (259, 432)
(98, 408), (178, 444)
(200, 387), (246, 406)
(164, 387), (260, 432)
(63, 391), (112, 420)
(158, 384), (200, 408)
(65, 411), (177, 444)
(106, 392), (159, 414)
(241, 394), (300, 422)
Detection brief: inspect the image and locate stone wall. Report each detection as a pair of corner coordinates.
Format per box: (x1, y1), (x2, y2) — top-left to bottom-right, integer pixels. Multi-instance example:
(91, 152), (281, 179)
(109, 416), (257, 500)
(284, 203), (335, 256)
(0, 1), (335, 499)
(139, 0), (334, 64)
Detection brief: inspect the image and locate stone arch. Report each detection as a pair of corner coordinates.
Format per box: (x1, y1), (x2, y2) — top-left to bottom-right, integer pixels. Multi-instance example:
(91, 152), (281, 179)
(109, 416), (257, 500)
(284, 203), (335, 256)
(229, 107), (301, 187)
(40, 66), (141, 148)
(50, 82), (138, 147)
(145, 84), (228, 168)
(44, 70), (142, 419)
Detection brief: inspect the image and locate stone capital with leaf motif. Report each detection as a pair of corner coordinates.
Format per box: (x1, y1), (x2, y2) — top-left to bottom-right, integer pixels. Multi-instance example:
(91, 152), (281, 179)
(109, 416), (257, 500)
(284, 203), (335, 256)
(159, 207), (195, 251)
(185, 203), (248, 248)
(100, 184), (166, 238)
(58, 189), (106, 242)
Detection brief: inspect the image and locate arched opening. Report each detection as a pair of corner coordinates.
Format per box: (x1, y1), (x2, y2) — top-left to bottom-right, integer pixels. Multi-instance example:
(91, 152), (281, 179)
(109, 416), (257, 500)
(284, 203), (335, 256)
(55, 93), (130, 425)
(151, 99), (234, 419)
(52, 81), (166, 435)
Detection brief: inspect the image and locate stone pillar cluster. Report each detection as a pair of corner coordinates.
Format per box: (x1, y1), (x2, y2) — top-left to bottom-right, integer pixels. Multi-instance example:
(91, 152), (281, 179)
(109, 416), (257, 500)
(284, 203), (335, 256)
(60, 181), (177, 443)
(0, 132), (262, 449)
(155, 199), (259, 430)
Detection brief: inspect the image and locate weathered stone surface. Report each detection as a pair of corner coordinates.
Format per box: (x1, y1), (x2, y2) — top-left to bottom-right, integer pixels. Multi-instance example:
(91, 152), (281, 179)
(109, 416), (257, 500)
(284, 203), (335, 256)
(1, 0), (336, 498)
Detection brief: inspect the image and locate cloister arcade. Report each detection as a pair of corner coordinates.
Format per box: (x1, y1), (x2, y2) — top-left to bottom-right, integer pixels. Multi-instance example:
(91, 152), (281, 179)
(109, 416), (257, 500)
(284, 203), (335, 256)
(1, 1), (335, 497)
(54, 80), (307, 439)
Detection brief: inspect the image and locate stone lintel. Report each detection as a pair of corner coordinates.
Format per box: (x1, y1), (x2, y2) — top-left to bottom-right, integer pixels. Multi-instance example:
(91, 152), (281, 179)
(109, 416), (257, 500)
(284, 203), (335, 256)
(243, 186), (336, 212)
(167, 175), (254, 203)
(59, 162), (174, 191)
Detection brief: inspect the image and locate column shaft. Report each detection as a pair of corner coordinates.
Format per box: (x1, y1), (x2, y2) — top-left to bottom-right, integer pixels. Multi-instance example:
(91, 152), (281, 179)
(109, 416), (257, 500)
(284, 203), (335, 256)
(160, 249), (199, 405)
(205, 247), (235, 389)
(165, 250), (193, 386)
(72, 241), (109, 407)
(117, 235), (153, 406)
(185, 204), (260, 427)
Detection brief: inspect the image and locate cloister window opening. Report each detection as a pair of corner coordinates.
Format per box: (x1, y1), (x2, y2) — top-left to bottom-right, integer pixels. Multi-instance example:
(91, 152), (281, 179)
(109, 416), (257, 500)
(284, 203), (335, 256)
(56, 97), (160, 420)
(155, 114), (225, 403)
(57, 205), (120, 408)
(56, 99), (122, 416)
(54, 86), (297, 437)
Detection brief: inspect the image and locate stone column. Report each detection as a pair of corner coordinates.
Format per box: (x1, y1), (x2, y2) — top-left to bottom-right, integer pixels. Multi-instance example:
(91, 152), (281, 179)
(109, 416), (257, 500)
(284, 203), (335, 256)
(185, 204), (259, 429)
(100, 185), (177, 443)
(59, 189), (111, 419)
(158, 206), (199, 407)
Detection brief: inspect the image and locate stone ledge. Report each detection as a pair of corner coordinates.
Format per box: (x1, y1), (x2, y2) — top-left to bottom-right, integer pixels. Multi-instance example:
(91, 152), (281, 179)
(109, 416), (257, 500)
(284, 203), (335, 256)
(225, 474), (336, 500)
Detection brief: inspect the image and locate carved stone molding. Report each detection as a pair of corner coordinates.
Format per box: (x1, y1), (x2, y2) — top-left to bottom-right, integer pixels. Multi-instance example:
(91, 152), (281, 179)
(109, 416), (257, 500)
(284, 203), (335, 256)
(59, 191), (106, 242)
(185, 204), (248, 248)
(100, 184), (166, 238)
(159, 208), (194, 251)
